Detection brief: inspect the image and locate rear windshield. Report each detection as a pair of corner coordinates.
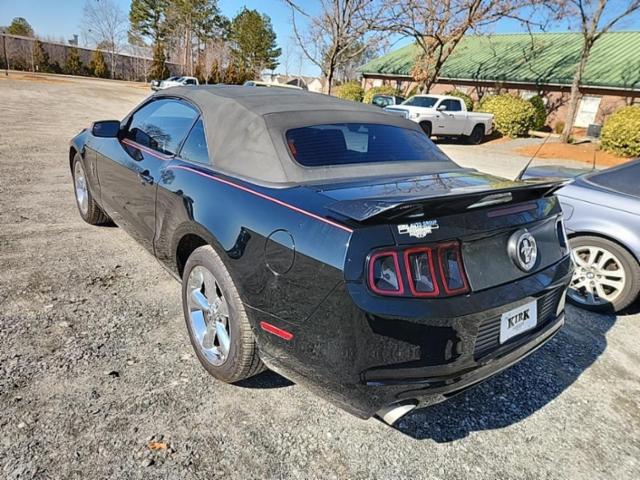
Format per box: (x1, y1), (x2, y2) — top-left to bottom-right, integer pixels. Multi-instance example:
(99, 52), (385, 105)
(285, 123), (451, 167)
(587, 161), (640, 197)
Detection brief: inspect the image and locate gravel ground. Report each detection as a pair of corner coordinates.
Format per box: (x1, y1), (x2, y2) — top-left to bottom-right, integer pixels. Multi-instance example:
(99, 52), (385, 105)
(1, 74), (639, 480)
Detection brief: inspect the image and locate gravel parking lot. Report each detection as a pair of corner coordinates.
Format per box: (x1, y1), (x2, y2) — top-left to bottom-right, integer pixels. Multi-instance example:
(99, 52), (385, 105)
(1, 74), (639, 480)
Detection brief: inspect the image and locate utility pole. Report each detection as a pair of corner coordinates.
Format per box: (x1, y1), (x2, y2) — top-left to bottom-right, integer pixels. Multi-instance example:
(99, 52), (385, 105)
(2, 34), (9, 76)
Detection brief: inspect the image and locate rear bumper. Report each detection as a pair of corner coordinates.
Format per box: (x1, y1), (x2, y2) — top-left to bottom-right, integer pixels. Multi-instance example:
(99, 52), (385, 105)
(256, 256), (572, 418)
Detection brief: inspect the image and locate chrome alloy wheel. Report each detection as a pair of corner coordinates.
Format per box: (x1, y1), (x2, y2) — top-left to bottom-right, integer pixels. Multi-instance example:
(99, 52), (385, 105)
(74, 160), (89, 215)
(569, 245), (626, 307)
(187, 265), (231, 366)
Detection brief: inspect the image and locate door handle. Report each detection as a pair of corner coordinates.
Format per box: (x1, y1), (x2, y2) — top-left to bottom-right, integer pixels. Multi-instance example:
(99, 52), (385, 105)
(138, 170), (154, 185)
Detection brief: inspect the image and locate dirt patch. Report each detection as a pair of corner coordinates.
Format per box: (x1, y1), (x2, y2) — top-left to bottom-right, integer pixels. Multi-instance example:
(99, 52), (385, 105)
(516, 142), (629, 168)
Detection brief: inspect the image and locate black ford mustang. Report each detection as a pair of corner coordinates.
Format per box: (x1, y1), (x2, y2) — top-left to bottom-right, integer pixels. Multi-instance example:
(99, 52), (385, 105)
(69, 86), (572, 424)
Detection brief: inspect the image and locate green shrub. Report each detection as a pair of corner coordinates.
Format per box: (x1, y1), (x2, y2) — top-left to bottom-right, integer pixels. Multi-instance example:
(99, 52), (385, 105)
(445, 90), (473, 111)
(335, 81), (364, 102)
(528, 95), (547, 130)
(601, 106), (640, 157)
(363, 85), (397, 104)
(478, 94), (536, 137)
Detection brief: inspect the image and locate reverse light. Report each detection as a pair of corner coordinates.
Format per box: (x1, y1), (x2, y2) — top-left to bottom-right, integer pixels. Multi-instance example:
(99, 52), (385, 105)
(368, 251), (404, 296)
(437, 242), (470, 295)
(404, 247), (439, 297)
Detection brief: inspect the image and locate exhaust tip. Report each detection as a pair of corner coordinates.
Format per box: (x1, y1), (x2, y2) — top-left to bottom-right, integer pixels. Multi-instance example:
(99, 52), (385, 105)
(376, 400), (418, 425)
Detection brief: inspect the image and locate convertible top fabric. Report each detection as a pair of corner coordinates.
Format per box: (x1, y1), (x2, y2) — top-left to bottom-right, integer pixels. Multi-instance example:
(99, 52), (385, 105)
(155, 86), (460, 186)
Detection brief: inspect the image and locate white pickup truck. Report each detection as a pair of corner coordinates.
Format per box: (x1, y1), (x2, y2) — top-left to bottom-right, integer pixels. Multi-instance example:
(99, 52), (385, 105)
(151, 76), (199, 91)
(384, 94), (493, 144)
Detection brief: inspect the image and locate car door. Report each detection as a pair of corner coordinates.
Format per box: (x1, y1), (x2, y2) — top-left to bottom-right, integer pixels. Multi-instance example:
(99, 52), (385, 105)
(438, 99), (466, 134)
(97, 97), (199, 252)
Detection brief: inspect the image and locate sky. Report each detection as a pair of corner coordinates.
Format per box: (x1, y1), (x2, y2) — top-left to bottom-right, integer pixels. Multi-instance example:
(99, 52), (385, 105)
(1, 0), (639, 77)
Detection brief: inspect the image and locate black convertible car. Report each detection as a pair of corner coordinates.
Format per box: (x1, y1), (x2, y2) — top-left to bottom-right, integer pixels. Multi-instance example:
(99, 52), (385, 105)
(70, 87), (572, 424)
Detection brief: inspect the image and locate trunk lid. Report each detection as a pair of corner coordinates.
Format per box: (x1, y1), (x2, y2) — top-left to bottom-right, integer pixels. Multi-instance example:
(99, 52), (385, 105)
(321, 170), (568, 292)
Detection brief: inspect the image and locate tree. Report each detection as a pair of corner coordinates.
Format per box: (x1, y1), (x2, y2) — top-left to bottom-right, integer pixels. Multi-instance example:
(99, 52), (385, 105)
(65, 47), (83, 75)
(208, 58), (222, 83)
(7, 17), (34, 37)
(150, 41), (169, 79)
(228, 8), (281, 77)
(130, 0), (170, 79)
(285, 0), (383, 95)
(82, 0), (128, 79)
(167, 0), (226, 76)
(375, 0), (539, 93)
(32, 40), (50, 72)
(559, 0), (640, 142)
(90, 49), (109, 77)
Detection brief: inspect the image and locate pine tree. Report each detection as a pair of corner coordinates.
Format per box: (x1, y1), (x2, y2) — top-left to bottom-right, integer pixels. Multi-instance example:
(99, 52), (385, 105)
(32, 40), (50, 73)
(224, 61), (238, 84)
(228, 8), (280, 76)
(65, 47), (83, 75)
(150, 42), (169, 80)
(90, 49), (109, 78)
(208, 59), (221, 84)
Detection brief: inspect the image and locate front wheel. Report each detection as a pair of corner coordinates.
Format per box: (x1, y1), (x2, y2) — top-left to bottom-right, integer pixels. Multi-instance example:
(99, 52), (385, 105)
(72, 153), (110, 225)
(567, 236), (640, 313)
(182, 245), (265, 382)
(419, 121), (432, 138)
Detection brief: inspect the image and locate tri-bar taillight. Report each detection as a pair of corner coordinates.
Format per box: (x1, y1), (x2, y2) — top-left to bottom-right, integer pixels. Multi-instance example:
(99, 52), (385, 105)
(368, 241), (469, 298)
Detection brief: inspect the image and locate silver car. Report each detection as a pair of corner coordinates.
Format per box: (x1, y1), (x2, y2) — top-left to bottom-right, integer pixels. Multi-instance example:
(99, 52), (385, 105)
(525, 160), (640, 312)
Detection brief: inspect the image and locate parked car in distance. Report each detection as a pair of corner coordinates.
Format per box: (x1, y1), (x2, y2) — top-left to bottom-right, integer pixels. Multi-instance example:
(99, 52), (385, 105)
(70, 86), (572, 425)
(151, 76), (199, 90)
(384, 94), (493, 144)
(371, 94), (405, 108)
(243, 80), (304, 90)
(524, 160), (640, 312)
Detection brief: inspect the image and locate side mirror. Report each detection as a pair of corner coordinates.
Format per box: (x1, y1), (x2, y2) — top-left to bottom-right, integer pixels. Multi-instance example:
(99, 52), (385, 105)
(437, 104), (447, 112)
(92, 120), (121, 138)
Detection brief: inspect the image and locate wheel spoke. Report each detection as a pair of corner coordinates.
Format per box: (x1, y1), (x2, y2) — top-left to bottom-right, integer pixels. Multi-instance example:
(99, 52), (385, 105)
(595, 250), (614, 270)
(599, 278), (624, 290)
(190, 310), (207, 345)
(215, 321), (230, 356)
(190, 289), (211, 312)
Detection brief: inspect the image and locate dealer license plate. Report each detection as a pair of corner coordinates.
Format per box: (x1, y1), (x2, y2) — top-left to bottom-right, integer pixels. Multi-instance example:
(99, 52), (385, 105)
(499, 300), (537, 344)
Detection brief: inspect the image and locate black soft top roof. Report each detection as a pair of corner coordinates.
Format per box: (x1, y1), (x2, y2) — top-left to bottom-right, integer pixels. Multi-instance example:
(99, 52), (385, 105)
(155, 86), (459, 186)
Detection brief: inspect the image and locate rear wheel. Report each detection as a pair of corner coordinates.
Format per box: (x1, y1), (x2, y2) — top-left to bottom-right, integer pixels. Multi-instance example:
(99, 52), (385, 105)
(182, 245), (264, 382)
(419, 121), (432, 138)
(466, 124), (485, 145)
(567, 236), (640, 313)
(72, 153), (110, 225)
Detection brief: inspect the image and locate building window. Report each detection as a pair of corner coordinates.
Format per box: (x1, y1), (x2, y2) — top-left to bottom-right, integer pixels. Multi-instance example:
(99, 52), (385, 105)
(520, 90), (537, 100)
(574, 96), (602, 127)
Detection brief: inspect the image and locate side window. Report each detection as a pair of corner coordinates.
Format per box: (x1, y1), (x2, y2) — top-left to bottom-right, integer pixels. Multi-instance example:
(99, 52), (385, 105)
(444, 99), (462, 111)
(179, 119), (209, 165)
(184, 78), (197, 85)
(126, 99), (198, 155)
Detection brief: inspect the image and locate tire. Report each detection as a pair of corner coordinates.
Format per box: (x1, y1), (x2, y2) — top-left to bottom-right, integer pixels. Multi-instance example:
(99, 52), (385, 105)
(182, 245), (265, 382)
(466, 124), (485, 145)
(419, 121), (432, 138)
(72, 153), (110, 225)
(567, 235), (640, 313)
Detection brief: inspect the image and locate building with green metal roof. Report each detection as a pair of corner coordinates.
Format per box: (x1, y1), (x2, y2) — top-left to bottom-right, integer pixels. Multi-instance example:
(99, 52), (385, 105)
(359, 32), (640, 129)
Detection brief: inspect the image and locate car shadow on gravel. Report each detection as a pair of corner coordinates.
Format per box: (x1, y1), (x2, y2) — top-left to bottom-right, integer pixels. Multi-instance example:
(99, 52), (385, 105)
(235, 370), (294, 389)
(393, 306), (616, 442)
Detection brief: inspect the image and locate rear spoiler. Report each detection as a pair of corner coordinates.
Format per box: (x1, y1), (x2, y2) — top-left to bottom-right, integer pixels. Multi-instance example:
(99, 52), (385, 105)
(327, 179), (567, 223)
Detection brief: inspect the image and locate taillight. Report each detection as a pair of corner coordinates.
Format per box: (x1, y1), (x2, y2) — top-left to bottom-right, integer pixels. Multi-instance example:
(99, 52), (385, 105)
(403, 247), (439, 297)
(368, 251), (404, 295)
(437, 242), (469, 295)
(367, 242), (469, 297)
